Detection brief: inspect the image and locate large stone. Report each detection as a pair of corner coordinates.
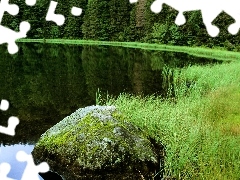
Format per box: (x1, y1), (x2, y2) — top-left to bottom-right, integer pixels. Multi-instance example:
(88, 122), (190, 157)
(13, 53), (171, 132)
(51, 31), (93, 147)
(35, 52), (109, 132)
(32, 105), (164, 179)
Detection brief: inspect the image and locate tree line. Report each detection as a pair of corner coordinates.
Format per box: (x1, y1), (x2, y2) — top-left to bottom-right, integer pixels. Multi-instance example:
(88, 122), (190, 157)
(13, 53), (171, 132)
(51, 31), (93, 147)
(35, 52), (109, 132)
(3, 0), (240, 51)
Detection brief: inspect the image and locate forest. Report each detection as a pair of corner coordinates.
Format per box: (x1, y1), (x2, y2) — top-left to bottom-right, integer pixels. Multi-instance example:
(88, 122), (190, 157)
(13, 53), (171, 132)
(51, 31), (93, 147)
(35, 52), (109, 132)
(3, 0), (240, 51)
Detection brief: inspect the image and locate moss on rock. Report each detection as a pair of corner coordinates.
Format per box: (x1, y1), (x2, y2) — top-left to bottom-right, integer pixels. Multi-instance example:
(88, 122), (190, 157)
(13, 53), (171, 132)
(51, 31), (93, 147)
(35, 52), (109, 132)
(32, 105), (163, 179)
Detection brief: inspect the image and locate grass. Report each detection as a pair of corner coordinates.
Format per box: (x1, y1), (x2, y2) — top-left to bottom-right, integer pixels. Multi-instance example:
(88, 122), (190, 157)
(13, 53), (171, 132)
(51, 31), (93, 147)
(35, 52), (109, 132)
(98, 61), (240, 179)
(16, 38), (240, 62)
(205, 86), (240, 136)
(17, 38), (240, 178)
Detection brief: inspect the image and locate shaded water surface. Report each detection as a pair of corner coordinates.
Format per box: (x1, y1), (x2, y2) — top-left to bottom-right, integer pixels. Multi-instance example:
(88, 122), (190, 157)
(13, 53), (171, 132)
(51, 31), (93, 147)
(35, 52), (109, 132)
(0, 43), (223, 179)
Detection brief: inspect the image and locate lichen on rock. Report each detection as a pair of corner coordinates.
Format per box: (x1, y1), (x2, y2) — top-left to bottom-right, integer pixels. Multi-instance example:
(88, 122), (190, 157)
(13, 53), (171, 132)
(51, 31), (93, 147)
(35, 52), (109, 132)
(32, 105), (164, 179)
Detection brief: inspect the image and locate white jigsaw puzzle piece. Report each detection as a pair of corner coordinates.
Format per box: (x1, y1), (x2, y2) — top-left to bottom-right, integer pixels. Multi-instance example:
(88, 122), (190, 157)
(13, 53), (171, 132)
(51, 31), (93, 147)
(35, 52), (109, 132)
(16, 151), (49, 180)
(0, 0), (31, 54)
(150, 0), (220, 37)
(0, 116), (19, 136)
(222, 1), (240, 35)
(25, 0), (37, 6)
(46, 1), (65, 26)
(0, 99), (19, 136)
(130, 0), (240, 37)
(0, 162), (16, 180)
(129, 0), (138, 4)
(0, 100), (9, 111)
(0, 0), (19, 23)
(0, 21), (30, 54)
(71, 6), (82, 16)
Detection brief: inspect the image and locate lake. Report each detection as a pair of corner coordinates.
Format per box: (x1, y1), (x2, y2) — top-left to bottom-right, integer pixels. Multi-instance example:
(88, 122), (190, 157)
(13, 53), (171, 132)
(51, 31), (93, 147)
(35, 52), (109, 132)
(0, 43), (223, 179)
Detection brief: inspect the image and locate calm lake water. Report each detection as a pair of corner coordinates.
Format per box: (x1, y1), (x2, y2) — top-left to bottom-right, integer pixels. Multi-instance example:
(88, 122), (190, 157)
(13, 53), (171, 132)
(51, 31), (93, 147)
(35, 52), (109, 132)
(0, 43), (223, 179)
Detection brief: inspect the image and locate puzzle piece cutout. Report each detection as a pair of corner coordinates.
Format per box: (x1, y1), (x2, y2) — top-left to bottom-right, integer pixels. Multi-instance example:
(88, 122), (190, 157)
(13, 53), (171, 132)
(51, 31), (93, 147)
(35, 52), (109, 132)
(71, 6), (82, 16)
(46, 1), (65, 26)
(0, 0), (36, 22)
(0, 21), (30, 54)
(131, 0), (240, 37)
(0, 0), (83, 54)
(0, 100), (19, 136)
(25, 0), (37, 6)
(16, 151), (49, 180)
(0, 0), (31, 54)
(0, 116), (19, 136)
(0, 99), (9, 111)
(129, 0), (138, 3)
(46, 1), (83, 25)
(0, 162), (15, 180)
(0, 0), (19, 22)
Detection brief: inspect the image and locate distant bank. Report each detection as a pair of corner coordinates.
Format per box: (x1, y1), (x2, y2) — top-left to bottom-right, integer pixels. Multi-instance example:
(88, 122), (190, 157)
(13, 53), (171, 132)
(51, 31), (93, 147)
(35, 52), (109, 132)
(16, 39), (240, 62)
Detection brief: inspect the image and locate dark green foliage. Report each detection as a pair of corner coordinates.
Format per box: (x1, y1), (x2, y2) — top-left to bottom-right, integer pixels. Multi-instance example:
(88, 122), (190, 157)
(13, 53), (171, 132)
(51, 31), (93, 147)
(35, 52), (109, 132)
(82, 0), (110, 40)
(108, 0), (132, 41)
(125, 3), (144, 42)
(82, 0), (131, 41)
(1, 0), (25, 31)
(2, 1), (240, 50)
(63, 0), (87, 39)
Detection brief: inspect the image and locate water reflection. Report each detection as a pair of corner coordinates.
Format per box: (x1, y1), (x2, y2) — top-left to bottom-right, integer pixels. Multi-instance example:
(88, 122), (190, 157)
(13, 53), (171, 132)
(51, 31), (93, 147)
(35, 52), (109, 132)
(0, 43), (223, 140)
(0, 144), (43, 179)
(0, 43), (224, 179)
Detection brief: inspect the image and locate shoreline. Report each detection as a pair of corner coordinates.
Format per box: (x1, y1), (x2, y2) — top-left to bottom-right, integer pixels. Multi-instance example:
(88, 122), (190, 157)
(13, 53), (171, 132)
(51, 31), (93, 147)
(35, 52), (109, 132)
(16, 39), (240, 61)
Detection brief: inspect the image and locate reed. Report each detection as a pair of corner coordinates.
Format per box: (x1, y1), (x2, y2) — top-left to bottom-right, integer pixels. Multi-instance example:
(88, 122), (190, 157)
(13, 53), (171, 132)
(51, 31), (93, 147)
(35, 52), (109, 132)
(103, 61), (240, 179)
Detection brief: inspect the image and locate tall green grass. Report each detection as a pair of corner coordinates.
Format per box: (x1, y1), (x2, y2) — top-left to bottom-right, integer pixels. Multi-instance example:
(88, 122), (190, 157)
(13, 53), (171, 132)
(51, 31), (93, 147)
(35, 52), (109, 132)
(103, 61), (240, 179)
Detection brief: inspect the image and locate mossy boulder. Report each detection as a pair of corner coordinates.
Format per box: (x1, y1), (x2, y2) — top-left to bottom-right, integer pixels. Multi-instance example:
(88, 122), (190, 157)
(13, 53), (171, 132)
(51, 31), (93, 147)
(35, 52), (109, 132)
(32, 105), (164, 179)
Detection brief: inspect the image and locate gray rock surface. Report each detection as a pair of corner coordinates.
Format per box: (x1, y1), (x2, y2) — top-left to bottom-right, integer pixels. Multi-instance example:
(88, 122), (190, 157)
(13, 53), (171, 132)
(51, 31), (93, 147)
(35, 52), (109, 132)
(32, 105), (163, 179)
